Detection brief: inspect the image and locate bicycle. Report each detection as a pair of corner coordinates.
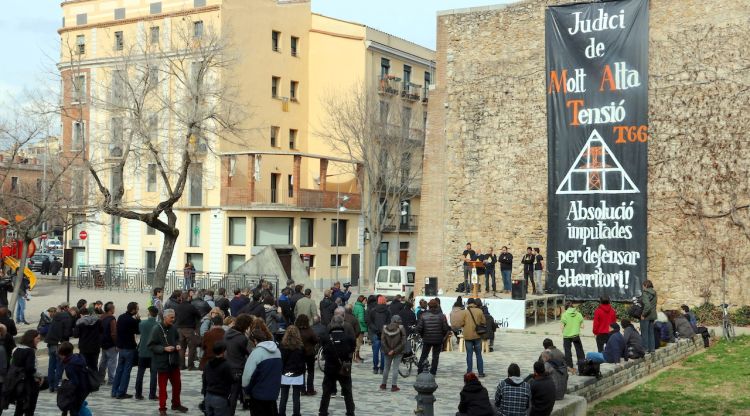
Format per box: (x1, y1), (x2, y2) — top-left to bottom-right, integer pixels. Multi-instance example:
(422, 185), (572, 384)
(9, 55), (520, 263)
(398, 328), (423, 378)
(721, 303), (735, 341)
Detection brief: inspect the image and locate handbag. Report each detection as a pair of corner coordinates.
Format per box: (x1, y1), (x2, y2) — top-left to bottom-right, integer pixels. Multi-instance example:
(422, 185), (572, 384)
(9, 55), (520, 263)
(57, 373), (77, 411)
(468, 308), (488, 338)
(327, 338), (352, 377)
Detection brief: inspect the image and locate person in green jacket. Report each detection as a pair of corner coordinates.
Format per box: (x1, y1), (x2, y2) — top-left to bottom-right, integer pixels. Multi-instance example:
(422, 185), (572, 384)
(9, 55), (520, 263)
(352, 295), (368, 362)
(640, 280), (658, 354)
(148, 309), (188, 415)
(135, 306), (159, 400)
(560, 301), (585, 372)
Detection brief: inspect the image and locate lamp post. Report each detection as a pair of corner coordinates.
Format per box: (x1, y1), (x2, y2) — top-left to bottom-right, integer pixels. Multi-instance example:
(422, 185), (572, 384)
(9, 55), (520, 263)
(335, 183), (350, 282)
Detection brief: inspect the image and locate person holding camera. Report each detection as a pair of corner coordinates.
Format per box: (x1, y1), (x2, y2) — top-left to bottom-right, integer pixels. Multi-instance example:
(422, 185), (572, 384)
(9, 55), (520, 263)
(331, 282), (351, 305)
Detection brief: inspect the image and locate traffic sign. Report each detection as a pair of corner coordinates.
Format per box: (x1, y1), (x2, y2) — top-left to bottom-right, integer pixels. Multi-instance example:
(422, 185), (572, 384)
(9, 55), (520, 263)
(79, 230), (88, 240)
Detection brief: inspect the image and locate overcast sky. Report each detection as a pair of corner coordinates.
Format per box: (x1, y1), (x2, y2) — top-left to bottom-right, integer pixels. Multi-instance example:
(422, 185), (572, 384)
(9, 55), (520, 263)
(0, 0), (514, 100)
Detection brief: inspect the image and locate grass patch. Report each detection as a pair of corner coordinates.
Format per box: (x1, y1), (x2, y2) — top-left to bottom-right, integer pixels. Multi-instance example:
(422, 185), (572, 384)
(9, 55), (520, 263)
(591, 336), (750, 416)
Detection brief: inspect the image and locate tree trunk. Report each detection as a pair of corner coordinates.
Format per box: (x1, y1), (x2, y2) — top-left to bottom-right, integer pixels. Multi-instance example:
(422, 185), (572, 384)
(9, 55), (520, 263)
(368, 233), (383, 292)
(8, 239), (31, 319)
(153, 230), (178, 290)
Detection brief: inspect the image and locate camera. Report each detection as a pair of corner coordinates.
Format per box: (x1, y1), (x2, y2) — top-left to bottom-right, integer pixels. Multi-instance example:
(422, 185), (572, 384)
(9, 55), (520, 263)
(343, 282), (352, 289)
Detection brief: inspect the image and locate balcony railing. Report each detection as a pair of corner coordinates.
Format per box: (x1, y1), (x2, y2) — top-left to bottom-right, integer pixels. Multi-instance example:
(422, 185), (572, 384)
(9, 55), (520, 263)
(422, 86), (429, 104)
(384, 214), (419, 232)
(401, 82), (422, 101)
(378, 75), (401, 95)
(221, 187), (361, 211)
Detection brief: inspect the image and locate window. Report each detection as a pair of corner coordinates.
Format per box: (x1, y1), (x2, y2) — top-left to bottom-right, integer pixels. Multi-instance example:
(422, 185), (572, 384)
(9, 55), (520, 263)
(150, 2), (162, 14)
(194, 0), (206, 7)
(111, 69), (126, 106)
(287, 174), (293, 198)
(76, 13), (87, 25)
(271, 76), (280, 98)
(403, 64), (412, 83)
(146, 225), (156, 235)
(291, 36), (299, 56)
(107, 249), (125, 266)
(424, 71), (431, 86)
(272, 30), (280, 51)
(150, 26), (160, 44)
(300, 218), (313, 247)
(402, 106), (411, 138)
(147, 66), (159, 91)
(189, 213), (200, 247)
(193, 20), (204, 38)
(186, 253), (203, 271)
(379, 101), (389, 124)
(270, 126), (279, 147)
(189, 163), (203, 206)
(191, 61), (201, 86)
(72, 121), (84, 150)
(72, 74), (86, 103)
(253, 217), (292, 246)
(147, 164), (157, 192)
(407, 271), (415, 283)
(331, 219), (347, 246)
(227, 254), (246, 273)
(10, 177), (18, 192)
(228, 217), (246, 246)
(110, 117), (123, 157)
(114, 31), (124, 51)
(72, 170), (84, 205)
(148, 114), (158, 142)
(76, 35), (86, 54)
(381, 58), (390, 77)
(389, 269), (401, 283)
(111, 216), (121, 244)
(330, 255), (342, 267)
(289, 129), (297, 149)
(376, 265), (388, 281)
(290, 81), (298, 101)
(110, 167), (123, 203)
(270, 173), (280, 203)
(114, 8), (125, 20)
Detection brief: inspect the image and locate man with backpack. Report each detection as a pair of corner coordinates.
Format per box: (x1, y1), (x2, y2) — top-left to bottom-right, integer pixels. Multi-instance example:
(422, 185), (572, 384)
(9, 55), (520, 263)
(58, 341), (97, 416)
(318, 315), (356, 416)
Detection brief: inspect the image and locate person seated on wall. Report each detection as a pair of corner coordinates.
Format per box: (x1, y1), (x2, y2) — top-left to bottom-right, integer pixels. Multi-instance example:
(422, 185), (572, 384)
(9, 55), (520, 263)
(621, 319), (645, 360)
(681, 305), (710, 348)
(585, 322), (625, 364)
(669, 310), (695, 340)
(654, 311), (675, 348)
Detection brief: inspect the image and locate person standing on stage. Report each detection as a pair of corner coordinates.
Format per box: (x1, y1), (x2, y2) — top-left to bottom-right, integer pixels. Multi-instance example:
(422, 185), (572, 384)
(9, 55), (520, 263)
(475, 247), (486, 291)
(521, 247), (535, 294)
(462, 243), (477, 295)
(533, 248), (545, 295)
(498, 247), (513, 293)
(483, 247), (497, 295)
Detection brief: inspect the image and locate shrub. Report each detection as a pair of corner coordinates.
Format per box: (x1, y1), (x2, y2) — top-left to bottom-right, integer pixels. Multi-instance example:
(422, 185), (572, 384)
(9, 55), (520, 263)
(693, 303), (722, 326)
(730, 305), (750, 326)
(576, 300), (632, 320)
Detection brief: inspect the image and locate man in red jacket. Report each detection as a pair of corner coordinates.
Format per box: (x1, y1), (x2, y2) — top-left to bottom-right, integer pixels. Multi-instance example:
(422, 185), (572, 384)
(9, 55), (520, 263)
(592, 295), (617, 352)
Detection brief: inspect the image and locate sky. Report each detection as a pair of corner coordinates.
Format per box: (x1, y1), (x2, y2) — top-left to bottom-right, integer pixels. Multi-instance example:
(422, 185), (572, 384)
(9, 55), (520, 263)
(0, 0), (515, 100)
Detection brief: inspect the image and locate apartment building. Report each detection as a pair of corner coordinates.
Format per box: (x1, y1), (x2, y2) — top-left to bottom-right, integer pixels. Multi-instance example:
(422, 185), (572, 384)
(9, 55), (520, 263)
(58, 0), (434, 287)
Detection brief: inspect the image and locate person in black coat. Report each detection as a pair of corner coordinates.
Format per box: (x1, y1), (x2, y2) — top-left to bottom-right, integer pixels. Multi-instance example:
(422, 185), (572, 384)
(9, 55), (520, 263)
(46, 302), (73, 393)
(0, 307), (17, 353)
(239, 292), (266, 320)
(387, 295), (405, 317)
(59, 341), (91, 416)
(416, 299), (450, 375)
(174, 293), (200, 370)
(530, 361), (556, 416)
(319, 290), (336, 326)
(214, 288), (231, 318)
(10, 330), (45, 416)
(201, 341), (233, 416)
(456, 372), (493, 416)
(398, 302), (417, 334)
(191, 290), (211, 317)
(319, 316), (356, 416)
(366, 296), (391, 374)
(278, 325), (306, 416)
(73, 307), (102, 372)
(223, 314), (252, 415)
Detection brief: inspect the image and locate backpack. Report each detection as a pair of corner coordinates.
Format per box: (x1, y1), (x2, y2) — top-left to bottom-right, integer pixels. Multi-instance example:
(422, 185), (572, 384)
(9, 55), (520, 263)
(83, 365), (101, 392)
(578, 359), (602, 378)
(456, 282), (466, 293)
(628, 298), (643, 319)
(1, 366), (26, 406)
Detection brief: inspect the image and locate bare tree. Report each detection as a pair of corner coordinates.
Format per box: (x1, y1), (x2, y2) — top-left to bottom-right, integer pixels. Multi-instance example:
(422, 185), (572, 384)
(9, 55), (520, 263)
(318, 82), (425, 286)
(57, 21), (244, 289)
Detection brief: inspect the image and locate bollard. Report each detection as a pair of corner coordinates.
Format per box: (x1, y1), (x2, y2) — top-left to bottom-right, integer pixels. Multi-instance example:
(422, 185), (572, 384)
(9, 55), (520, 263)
(413, 368), (438, 416)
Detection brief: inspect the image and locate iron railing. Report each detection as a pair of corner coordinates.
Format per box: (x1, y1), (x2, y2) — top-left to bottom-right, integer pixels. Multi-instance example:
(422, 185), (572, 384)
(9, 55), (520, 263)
(383, 214), (419, 232)
(401, 82), (422, 101)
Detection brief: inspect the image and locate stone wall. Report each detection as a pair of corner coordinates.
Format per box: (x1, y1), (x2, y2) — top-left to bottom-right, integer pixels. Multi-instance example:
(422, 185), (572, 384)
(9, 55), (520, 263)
(417, 0), (750, 307)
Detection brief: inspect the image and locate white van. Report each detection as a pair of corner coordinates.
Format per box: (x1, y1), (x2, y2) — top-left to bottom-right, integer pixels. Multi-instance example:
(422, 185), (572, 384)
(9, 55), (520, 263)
(374, 266), (416, 299)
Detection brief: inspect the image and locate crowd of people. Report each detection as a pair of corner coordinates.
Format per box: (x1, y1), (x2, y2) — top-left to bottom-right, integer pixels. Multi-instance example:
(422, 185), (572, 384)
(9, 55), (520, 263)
(0, 276), (714, 416)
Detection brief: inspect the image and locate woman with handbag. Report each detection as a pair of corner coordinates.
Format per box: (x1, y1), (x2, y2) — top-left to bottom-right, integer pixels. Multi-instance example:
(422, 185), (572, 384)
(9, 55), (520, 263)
(278, 325), (305, 416)
(457, 298), (486, 377)
(9, 329), (46, 416)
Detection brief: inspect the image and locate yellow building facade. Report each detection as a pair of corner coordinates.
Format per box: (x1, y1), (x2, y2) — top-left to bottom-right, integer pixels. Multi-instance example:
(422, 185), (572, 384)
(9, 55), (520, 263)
(59, 0), (434, 288)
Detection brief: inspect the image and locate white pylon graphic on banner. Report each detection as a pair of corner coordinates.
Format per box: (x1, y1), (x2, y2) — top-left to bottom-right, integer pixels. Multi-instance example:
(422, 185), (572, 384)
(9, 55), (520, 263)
(556, 129), (639, 194)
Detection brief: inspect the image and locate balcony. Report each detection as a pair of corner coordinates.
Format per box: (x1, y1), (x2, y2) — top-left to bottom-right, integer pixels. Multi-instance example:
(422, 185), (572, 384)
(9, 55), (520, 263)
(383, 214), (419, 232)
(378, 75), (401, 95)
(401, 82), (422, 102)
(422, 86), (429, 104)
(221, 187), (361, 211)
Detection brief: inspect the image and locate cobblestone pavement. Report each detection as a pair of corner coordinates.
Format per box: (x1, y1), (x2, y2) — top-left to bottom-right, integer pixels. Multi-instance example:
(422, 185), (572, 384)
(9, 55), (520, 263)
(18, 331), (598, 416)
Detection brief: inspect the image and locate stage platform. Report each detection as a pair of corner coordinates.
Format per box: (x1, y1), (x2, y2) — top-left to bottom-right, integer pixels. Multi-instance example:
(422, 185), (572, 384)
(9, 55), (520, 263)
(415, 292), (566, 330)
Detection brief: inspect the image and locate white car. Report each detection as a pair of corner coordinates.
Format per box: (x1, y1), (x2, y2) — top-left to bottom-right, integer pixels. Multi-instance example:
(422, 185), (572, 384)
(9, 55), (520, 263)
(373, 266), (416, 299)
(46, 239), (63, 250)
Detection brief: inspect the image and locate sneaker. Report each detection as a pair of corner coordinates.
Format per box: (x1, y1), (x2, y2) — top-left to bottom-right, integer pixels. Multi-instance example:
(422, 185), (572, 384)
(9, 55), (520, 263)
(478, 373), (486, 378)
(135, 395), (145, 400)
(391, 386), (400, 392)
(380, 384), (386, 390)
(171, 405), (189, 413)
(116, 394), (133, 399)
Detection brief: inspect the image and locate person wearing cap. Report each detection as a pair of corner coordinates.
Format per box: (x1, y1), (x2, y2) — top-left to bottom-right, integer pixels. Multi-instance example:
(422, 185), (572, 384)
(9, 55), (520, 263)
(380, 315), (406, 392)
(585, 322), (625, 364)
(560, 301), (584, 372)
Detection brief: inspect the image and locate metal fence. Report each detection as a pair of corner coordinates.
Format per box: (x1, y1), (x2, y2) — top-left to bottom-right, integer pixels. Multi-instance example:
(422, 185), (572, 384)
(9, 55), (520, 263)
(76, 264), (280, 297)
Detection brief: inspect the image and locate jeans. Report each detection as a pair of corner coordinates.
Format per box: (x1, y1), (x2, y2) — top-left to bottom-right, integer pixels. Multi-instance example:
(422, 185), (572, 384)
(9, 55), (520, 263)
(135, 356), (157, 399)
(464, 338), (484, 374)
(157, 368), (182, 412)
(595, 333), (611, 353)
(524, 269), (535, 293)
(98, 346), (118, 384)
(382, 353), (402, 386)
(501, 269), (512, 291)
(418, 343), (442, 375)
(563, 336), (585, 368)
(318, 372), (355, 416)
(183, 277), (193, 291)
(278, 384), (302, 416)
(586, 351), (605, 363)
(463, 265), (472, 293)
(371, 333), (385, 371)
(304, 355), (316, 393)
(533, 270), (543, 294)
(485, 267), (496, 292)
(15, 296), (25, 323)
(112, 348), (136, 397)
(48, 344), (60, 391)
(205, 392), (230, 416)
(640, 319), (655, 352)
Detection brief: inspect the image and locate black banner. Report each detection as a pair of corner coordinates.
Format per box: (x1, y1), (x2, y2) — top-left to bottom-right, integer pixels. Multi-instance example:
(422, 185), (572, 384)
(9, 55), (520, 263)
(545, 0), (649, 300)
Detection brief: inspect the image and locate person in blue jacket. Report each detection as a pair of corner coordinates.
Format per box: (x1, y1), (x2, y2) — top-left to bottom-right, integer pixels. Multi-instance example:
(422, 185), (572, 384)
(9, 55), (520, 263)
(242, 323), (282, 416)
(585, 322), (626, 364)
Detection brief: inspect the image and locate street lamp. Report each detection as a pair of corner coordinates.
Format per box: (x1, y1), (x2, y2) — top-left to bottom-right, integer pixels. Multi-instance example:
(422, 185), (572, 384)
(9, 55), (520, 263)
(335, 187), (350, 282)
